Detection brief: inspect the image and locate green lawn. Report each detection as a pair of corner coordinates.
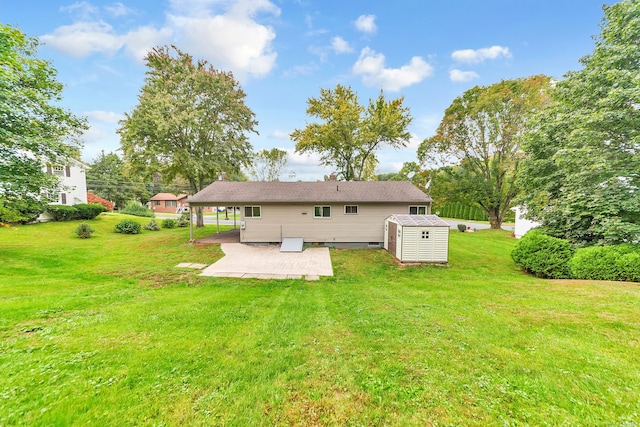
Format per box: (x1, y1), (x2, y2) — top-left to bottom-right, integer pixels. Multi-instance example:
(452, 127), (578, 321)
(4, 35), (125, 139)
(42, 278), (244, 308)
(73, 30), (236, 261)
(1, 214), (638, 426)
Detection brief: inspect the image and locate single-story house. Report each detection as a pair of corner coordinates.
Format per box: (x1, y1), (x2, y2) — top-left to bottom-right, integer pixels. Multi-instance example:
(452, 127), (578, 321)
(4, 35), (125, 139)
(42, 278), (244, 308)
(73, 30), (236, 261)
(384, 214), (449, 263)
(150, 193), (189, 213)
(186, 181), (433, 246)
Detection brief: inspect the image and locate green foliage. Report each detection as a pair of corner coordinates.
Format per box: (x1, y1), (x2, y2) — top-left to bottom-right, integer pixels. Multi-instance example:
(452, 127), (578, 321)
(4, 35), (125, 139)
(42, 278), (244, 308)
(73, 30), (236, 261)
(121, 201), (154, 218)
(162, 219), (177, 229)
(177, 212), (190, 227)
(86, 151), (148, 209)
(73, 203), (105, 220)
(419, 76), (551, 229)
(517, 1), (640, 246)
(114, 219), (141, 234)
(45, 205), (77, 222)
(571, 244), (640, 282)
(291, 84), (413, 181)
(248, 148), (290, 181)
(0, 24), (87, 223)
(511, 229), (575, 279)
(118, 45), (256, 228)
(74, 223), (94, 239)
(144, 219), (160, 231)
(457, 224), (467, 232)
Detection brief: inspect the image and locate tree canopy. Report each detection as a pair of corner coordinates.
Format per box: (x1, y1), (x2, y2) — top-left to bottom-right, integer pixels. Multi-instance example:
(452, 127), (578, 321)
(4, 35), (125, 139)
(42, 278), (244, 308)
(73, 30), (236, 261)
(86, 151), (149, 209)
(418, 75), (550, 229)
(291, 84), (412, 181)
(118, 45), (257, 227)
(517, 0), (640, 246)
(0, 24), (87, 223)
(248, 148), (289, 181)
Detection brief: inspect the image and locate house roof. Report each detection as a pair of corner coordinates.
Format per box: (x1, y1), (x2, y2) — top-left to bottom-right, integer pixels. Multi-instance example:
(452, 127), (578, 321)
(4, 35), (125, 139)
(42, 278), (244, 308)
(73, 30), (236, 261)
(150, 193), (188, 201)
(388, 214), (450, 227)
(187, 181), (432, 205)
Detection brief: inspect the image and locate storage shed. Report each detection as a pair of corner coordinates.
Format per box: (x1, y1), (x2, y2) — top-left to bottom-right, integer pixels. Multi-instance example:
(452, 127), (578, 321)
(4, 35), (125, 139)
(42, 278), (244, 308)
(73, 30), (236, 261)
(384, 214), (450, 263)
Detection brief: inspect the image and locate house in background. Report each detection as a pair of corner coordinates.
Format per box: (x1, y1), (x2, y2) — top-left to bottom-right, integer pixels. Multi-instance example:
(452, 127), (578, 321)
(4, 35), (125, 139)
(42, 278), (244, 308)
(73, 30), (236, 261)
(187, 181), (433, 246)
(150, 193), (188, 213)
(513, 206), (541, 238)
(45, 160), (88, 206)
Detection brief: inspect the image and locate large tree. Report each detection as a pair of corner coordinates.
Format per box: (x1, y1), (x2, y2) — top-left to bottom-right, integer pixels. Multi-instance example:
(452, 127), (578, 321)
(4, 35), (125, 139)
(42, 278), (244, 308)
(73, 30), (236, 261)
(118, 46), (257, 227)
(418, 75), (550, 229)
(0, 24), (87, 224)
(248, 148), (289, 181)
(517, 0), (640, 246)
(86, 151), (149, 209)
(291, 84), (412, 181)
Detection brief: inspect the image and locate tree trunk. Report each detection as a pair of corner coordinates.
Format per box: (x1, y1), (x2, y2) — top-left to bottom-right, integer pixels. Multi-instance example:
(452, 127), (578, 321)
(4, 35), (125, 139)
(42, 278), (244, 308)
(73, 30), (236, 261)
(488, 208), (503, 229)
(196, 206), (204, 228)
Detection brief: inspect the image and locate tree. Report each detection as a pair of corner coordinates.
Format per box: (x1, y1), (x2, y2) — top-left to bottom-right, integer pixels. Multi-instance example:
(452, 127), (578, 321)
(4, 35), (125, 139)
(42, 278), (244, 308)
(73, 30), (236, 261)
(86, 151), (149, 209)
(517, 0), (640, 246)
(291, 84), (412, 181)
(0, 24), (87, 224)
(118, 46), (257, 227)
(248, 148), (289, 181)
(418, 75), (550, 229)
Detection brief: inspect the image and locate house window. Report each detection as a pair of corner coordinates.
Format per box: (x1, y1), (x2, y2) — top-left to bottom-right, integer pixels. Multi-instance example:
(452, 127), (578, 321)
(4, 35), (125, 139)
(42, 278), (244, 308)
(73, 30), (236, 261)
(153, 201), (161, 206)
(165, 200), (177, 207)
(53, 166), (65, 176)
(344, 205), (358, 215)
(244, 206), (261, 218)
(421, 230), (430, 239)
(314, 206), (331, 218)
(409, 205), (427, 215)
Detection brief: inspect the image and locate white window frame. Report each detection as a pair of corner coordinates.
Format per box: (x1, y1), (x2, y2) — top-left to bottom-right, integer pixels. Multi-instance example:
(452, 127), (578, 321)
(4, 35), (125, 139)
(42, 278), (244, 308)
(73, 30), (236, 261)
(53, 165), (65, 176)
(314, 205), (331, 218)
(409, 205), (427, 215)
(165, 200), (177, 207)
(344, 205), (358, 215)
(244, 206), (261, 218)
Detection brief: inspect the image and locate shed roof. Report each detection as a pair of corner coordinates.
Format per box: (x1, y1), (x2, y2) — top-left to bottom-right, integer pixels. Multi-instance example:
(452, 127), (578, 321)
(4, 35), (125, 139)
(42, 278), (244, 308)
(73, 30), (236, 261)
(187, 181), (432, 205)
(150, 193), (188, 201)
(388, 214), (450, 227)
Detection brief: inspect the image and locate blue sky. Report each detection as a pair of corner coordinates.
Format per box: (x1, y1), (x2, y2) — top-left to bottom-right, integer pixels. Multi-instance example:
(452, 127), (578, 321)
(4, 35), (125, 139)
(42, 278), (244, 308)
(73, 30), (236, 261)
(2, 0), (612, 180)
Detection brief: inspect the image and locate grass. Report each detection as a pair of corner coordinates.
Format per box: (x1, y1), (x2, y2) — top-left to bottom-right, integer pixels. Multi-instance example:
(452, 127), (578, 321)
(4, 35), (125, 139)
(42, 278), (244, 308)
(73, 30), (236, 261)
(1, 214), (638, 426)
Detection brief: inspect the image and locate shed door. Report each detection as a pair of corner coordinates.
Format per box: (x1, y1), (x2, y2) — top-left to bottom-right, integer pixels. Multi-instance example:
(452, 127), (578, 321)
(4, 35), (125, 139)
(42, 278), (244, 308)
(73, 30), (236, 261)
(388, 221), (397, 257)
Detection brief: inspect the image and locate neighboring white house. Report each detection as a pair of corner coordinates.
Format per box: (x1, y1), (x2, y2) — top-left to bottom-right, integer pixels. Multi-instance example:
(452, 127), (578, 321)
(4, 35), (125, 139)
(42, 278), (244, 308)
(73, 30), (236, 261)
(45, 160), (89, 205)
(513, 206), (541, 238)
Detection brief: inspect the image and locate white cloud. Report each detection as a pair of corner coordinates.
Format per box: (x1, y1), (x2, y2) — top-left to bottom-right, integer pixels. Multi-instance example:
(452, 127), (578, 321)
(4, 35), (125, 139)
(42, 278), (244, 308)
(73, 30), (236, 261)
(283, 63), (317, 78)
(354, 14), (377, 34)
(104, 2), (135, 17)
(85, 110), (124, 123)
(352, 47), (433, 92)
(270, 130), (290, 140)
(449, 69), (480, 82)
(122, 26), (173, 62)
(61, 1), (100, 19)
(406, 133), (422, 150)
(451, 45), (511, 64)
(41, 21), (124, 58)
(331, 36), (353, 54)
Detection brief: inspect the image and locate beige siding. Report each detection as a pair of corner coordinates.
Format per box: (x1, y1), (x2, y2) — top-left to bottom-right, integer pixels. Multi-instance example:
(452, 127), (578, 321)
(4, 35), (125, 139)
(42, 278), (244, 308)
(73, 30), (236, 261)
(240, 203), (413, 243)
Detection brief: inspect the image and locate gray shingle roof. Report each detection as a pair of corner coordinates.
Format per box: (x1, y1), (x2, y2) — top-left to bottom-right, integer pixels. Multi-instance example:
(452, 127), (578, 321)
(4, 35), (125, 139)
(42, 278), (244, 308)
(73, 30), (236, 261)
(187, 181), (432, 204)
(388, 214), (449, 227)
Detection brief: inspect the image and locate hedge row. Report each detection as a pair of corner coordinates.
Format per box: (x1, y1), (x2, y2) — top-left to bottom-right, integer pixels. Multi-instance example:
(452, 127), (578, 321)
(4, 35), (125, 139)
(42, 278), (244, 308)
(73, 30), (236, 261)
(512, 229), (640, 282)
(46, 203), (105, 221)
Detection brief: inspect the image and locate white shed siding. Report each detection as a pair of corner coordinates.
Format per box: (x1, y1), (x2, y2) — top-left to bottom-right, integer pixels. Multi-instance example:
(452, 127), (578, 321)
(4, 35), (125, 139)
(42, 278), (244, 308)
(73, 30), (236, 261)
(386, 215), (449, 263)
(241, 202), (411, 243)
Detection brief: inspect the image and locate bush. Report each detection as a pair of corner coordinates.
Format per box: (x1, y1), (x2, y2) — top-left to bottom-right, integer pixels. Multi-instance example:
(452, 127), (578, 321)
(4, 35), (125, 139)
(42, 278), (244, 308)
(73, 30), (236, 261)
(74, 203), (105, 220)
(571, 244), (640, 282)
(144, 219), (160, 231)
(46, 205), (78, 221)
(177, 212), (190, 227)
(75, 223), (94, 238)
(511, 229), (575, 279)
(162, 219), (177, 229)
(115, 219), (142, 234)
(121, 201), (154, 218)
(457, 224), (466, 232)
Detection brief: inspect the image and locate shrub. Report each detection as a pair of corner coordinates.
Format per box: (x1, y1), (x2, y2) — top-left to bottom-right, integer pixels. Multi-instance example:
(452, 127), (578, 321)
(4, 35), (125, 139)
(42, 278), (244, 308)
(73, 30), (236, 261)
(177, 212), (190, 227)
(86, 192), (115, 211)
(75, 223), (94, 238)
(46, 205), (78, 221)
(457, 224), (466, 232)
(144, 219), (160, 231)
(571, 244), (640, 282)
(121, 201), (154, 218)
(115, 219), (142, 234)
(74, 203), (105, 220)
(162, 219), (177, 229)
(511, 229), (575, 279)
